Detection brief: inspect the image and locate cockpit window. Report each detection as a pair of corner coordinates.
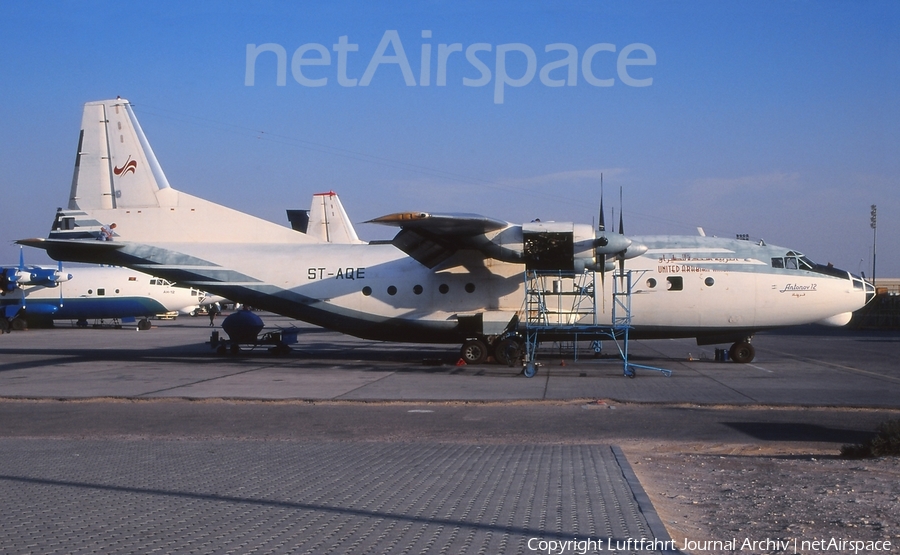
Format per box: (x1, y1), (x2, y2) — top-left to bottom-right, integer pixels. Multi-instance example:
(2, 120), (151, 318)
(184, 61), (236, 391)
(773, 255), (816, 271)
(774, 252), (850, 279)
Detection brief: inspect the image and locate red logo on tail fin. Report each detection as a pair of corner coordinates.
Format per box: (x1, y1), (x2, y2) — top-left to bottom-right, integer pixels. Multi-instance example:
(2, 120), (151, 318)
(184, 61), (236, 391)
(114, 155), (137, 176)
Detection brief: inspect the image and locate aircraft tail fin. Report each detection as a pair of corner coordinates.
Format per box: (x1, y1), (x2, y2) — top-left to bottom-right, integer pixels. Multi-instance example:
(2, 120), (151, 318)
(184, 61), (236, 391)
(50, 98), (316, 246)
(69, 98), (174, 210)
(306, 191), (365, 244)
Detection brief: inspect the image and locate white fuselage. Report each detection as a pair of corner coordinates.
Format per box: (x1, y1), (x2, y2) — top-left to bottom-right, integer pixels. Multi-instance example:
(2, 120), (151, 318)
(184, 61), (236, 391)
(56, 234), (867, 343)
(3, 266), (205, 320)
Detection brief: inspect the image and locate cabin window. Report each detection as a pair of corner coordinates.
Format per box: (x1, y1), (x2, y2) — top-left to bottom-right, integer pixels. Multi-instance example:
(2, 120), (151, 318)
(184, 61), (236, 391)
(87, 289), (93, 294)
(704, 277), (714, 287)
(439, 284), (449, 294)
(362, 286), (372, 296)
(97, 288), (105, 296)
(771, 258), (784, 269)
(413, 285), (423, 295)
(387, 286), (397, 296)
(646, 278), (657, 289)
(666, 276), (683, 291)
(115, 289), (120, 294)
(465, 283), (476, 293)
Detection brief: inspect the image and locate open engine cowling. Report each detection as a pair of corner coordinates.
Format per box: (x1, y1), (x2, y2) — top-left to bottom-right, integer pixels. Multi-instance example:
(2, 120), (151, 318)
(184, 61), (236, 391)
(520, 222), (644, 272)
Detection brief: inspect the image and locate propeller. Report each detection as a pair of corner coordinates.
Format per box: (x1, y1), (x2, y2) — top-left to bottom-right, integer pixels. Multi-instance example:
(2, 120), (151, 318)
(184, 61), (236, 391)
(1, 248), (70, 321)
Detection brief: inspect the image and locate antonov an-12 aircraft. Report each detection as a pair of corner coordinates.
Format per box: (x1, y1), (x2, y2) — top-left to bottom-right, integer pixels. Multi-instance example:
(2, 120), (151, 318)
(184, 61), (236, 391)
(19, 98), (875, 366)
(1, 254), (211, 332)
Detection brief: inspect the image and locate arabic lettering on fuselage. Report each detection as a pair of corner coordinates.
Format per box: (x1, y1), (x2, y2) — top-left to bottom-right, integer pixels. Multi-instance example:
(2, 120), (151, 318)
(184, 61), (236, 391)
(657, 255), (744, 264)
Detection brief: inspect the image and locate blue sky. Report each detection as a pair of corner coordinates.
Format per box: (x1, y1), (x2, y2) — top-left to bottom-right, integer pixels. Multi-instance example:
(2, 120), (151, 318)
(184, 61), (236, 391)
(2, 1), (898, 277)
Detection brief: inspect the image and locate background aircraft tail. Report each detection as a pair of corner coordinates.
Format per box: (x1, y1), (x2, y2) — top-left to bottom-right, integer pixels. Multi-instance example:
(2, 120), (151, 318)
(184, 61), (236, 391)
(307, 191), (365, 244)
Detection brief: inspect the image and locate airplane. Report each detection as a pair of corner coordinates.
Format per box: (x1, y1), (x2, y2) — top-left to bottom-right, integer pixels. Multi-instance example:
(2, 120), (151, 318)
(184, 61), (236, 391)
(17, 98), (875, 368)
(1, 254), (212, 332)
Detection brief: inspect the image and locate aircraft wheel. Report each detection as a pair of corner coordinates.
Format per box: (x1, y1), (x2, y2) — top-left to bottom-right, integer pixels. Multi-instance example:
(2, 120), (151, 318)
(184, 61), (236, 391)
(138, 318), (152, 331)
(11, 318), (27, 331)
(729, 341), (755, 363)
(0, 319), (9, 334)
(230, 343), (240, 355)
(523, 362), (537, 378)
(460, 339), (488, 365)
(494, 338), (523, 367)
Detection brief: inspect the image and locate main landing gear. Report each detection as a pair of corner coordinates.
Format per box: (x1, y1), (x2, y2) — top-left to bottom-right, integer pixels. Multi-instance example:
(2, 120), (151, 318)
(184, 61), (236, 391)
(459, 335), (524, 367)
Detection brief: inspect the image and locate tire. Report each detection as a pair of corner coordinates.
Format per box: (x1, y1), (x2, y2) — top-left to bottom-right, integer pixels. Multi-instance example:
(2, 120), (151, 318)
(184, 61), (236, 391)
(729, 341), (755, 364)
(10, 318), (27, 331)
(460, 339), (488, 365)
(523, 362), (537, 378)
(494, 338), (523, 367)
(138, 318), (152, 331)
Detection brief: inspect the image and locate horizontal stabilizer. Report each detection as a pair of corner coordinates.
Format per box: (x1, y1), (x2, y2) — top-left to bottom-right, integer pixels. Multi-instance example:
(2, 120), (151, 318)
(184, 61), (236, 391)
(17, 238), (124, 265)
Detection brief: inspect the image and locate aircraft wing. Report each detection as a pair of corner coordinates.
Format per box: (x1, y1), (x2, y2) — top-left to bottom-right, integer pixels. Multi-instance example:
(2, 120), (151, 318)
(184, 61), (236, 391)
(17, 238), (125, 265)
(366, 212), (512, 268)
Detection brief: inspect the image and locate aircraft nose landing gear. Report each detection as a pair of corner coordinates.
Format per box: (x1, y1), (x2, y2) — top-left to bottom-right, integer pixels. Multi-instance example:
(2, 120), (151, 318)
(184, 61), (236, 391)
(728, 339), (755, 363)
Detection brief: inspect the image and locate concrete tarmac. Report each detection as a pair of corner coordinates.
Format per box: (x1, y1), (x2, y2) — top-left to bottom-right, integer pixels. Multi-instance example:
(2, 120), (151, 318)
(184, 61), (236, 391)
(1, 313), (898, 406)
(1, 314), (898, 554)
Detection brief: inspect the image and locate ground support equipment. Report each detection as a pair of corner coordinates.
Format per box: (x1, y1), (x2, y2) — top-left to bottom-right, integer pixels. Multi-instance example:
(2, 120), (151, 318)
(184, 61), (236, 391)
(522, 269), (671, 378)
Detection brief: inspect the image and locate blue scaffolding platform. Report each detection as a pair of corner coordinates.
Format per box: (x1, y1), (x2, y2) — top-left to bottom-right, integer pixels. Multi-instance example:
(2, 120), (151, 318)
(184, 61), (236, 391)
(521, 269), (671, 378)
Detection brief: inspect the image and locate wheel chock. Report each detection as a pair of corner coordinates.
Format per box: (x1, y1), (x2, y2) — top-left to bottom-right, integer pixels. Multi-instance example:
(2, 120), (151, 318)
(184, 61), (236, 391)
(455, 358), (467, 366)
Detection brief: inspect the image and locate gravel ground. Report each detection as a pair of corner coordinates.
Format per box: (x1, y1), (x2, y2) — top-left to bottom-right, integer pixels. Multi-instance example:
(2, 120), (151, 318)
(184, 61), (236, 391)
(623, 442), (900, 555)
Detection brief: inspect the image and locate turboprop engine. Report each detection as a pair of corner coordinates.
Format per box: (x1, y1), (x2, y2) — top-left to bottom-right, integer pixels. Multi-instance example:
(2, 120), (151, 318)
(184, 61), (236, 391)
(1, 252), (72, 293)
(518, 222), (647, 273)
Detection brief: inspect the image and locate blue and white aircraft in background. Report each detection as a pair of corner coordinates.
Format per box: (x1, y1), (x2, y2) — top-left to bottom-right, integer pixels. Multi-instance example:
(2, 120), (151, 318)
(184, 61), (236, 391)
(18, 98), (875, 363)
(1, 253), (211, 332)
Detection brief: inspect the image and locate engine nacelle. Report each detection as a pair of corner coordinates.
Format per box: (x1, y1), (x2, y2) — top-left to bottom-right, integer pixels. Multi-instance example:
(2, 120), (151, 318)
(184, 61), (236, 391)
(521, 222), (624, 272)
(0, 266), (72, 292)
(24, 267), (72, 287)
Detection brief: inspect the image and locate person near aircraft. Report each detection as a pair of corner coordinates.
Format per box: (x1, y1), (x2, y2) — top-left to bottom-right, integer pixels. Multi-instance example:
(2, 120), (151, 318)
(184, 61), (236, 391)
(99, 223), (116, 241)
(208, 302), (219, 326)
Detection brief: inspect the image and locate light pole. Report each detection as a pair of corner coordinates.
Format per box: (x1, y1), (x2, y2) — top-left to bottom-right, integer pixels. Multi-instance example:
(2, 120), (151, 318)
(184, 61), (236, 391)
(870, 204), (877, 286)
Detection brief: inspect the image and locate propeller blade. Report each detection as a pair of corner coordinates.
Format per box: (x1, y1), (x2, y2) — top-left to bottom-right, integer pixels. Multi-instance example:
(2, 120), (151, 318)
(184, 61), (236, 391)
(618, 186), (624, 236)
(58, 261), (64, 308)
(598, 173), (606, 232)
